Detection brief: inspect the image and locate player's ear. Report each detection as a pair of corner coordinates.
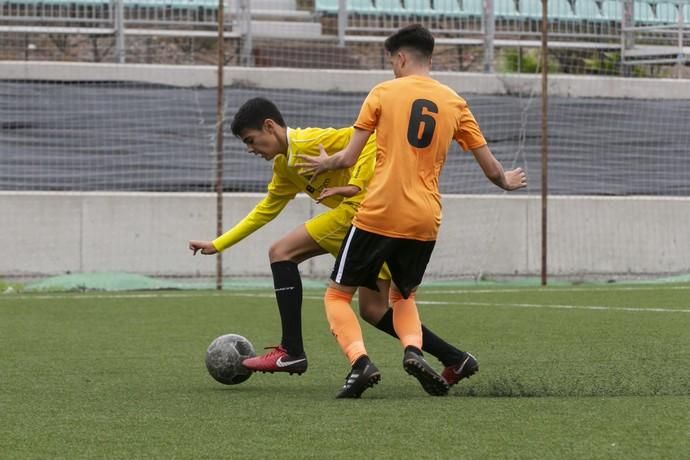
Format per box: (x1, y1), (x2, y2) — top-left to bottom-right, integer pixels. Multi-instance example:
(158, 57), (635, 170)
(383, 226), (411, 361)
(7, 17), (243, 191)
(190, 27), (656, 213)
(263, 118), (275, 133)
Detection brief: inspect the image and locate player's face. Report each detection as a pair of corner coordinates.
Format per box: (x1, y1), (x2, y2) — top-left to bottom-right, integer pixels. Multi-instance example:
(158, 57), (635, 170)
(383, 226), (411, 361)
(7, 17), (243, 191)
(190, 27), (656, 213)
(239, 122), (281, 161)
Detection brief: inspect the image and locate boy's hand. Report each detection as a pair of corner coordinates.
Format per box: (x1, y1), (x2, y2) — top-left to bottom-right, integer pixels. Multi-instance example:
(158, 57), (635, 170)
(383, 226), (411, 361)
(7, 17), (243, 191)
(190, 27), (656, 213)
(504, 167), (527, 191)
(316, 185), (361, 203)
(295, 144), (330, 180)
(188, 240), (218, 255)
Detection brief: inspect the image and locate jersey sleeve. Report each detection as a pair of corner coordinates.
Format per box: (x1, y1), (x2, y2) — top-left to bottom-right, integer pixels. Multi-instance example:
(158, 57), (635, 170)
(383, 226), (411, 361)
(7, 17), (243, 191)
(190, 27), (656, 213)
(454, 103), (487, 152)
(211, 168), (298, 252)
(353, 86), (381, 132)
(288, 127), (351, 164)
(347, 135), (376, 192)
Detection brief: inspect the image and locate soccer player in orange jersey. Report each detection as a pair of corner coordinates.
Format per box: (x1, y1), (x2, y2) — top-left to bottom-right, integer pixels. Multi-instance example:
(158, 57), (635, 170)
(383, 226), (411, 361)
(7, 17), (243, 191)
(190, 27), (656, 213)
(189, 97), (481, 385)
(298, 24), (527, 398)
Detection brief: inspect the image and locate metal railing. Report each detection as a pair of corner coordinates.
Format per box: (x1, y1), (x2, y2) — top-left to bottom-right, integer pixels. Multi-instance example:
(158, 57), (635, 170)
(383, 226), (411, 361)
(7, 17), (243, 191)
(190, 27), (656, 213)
(1, 0), (687, 68)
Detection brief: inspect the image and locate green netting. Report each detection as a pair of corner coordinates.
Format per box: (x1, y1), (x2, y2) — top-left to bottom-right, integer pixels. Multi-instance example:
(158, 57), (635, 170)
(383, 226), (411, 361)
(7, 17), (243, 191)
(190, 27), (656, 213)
(12, 271), (690, 293)
(21, 272), (326, 292)
(24, 272), (183, 291)
(615, 273), (690, 285)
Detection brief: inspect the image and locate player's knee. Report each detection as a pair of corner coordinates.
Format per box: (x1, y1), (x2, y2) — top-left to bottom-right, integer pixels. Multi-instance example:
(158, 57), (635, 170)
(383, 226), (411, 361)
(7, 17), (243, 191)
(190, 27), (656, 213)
(359, 304), (378, 324)
(268, 240), (289, 263)
(358, 299), (387, 325)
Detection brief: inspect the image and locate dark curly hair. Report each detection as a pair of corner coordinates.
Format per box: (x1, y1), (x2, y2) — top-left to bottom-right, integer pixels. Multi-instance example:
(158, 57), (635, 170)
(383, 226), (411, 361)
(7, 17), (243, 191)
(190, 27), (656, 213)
(384, 24), (434, 59)
(230, 97), (286, 137)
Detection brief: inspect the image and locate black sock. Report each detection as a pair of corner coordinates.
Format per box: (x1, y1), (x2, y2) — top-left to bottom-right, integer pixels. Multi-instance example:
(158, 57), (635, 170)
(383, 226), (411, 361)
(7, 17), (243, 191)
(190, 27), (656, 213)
(375, 308), (465, 366)
(353, 355), (371, 370)
(270, 261), (304, 357)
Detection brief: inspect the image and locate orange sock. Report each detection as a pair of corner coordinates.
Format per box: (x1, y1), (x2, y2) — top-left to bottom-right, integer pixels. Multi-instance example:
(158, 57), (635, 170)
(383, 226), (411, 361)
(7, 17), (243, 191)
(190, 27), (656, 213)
(324, 287), (367, 365)
(389, 290), (422, 350)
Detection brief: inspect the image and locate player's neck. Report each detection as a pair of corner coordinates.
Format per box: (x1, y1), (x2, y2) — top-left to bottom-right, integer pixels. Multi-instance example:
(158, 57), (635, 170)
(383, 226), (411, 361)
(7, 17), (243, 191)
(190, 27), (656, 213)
(399, 65), (430, 78)
(276, 127), (289, 154)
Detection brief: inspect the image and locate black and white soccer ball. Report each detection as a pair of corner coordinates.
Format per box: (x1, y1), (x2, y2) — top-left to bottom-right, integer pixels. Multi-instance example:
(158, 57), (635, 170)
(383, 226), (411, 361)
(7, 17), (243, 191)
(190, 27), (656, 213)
(205, 333), (256, 385)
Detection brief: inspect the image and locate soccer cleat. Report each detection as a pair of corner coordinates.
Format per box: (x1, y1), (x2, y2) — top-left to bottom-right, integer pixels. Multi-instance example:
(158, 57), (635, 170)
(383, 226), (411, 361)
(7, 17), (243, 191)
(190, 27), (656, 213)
(403, 347), (449, 396)
(335, 362), (381, 399)
(241, 345), (308, 375)
(442, 352), (479, 387)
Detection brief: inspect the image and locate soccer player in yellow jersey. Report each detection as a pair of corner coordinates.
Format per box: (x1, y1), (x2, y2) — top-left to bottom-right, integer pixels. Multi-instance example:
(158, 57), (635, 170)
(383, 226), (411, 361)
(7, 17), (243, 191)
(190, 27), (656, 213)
(298, 25), (527, 398)
(189, 97), (479, 384)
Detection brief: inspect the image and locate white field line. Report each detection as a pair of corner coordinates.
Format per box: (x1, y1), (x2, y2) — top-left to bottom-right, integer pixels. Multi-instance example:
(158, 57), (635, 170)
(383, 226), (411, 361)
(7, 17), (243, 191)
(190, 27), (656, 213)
(2, 291), (689, 313)
(417, 300), (690, 313)
(5, 286), (690, 300)
(4, 283), (690, 302)
(421, 285), (690, 295)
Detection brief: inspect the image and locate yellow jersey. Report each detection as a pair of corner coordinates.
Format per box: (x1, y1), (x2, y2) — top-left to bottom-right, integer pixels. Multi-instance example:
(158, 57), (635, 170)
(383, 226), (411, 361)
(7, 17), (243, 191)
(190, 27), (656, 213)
(213, 126), (377, 251)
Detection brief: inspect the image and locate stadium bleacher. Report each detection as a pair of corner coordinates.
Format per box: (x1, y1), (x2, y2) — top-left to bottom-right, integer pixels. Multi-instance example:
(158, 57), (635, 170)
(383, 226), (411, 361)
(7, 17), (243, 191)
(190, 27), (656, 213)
(310, 0), (688, 68)
(374, 0), (406, 13)
(655, 2), (679, 23)
(599, 0), (622, 20)
(2, 0), (687, 24)
(461, 0), (484, 17)
(494, 0), (521, 18)
(576, 0), (604, 20)
(434, 0), (463, 15)
(405, 0), (433, 15)
(519, 0), (577, 19)
(2, 0), (687, 63)
(310, 0), (690, 24)
(0, 0), (322, 38)
(348, 0), (378, 14)
(634, 0), (655, 22)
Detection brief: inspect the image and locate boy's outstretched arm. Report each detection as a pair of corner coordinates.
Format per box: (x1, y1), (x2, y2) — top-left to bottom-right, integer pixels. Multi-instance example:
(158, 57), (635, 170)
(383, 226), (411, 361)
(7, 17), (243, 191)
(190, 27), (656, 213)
(188, 192), (294, 256)
(471, 145), (527, 191)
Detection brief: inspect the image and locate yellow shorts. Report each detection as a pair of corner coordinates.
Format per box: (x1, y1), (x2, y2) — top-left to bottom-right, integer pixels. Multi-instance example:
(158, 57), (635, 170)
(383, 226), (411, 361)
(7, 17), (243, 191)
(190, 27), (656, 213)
(304, 202), (392, 281)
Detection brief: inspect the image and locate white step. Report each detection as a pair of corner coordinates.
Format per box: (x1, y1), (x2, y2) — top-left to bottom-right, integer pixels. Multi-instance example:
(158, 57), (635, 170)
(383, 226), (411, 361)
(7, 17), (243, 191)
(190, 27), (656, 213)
(250, 20), (321, 39)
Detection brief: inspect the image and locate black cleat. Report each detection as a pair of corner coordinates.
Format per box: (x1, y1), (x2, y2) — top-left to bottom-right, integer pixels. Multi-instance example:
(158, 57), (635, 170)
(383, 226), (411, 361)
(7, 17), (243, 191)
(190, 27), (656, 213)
(335, 362), (381, 399)
(403, 347), (449, 396)
(442, 352), (479, 387)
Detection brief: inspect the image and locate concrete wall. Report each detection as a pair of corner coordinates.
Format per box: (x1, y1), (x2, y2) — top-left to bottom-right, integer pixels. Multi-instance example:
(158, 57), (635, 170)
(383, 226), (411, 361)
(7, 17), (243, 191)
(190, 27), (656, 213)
(1, 192), (688, 278)
(3, 62), (690, 99)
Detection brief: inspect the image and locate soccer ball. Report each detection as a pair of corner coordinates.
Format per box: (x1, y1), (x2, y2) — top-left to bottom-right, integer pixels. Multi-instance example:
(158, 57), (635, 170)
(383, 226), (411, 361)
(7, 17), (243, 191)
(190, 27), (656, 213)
(205, 333), (256, 385)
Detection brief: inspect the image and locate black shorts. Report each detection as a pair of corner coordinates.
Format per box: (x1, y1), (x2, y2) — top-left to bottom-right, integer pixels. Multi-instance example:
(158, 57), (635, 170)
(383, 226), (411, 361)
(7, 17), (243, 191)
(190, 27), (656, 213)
(330, 225), (436, 299)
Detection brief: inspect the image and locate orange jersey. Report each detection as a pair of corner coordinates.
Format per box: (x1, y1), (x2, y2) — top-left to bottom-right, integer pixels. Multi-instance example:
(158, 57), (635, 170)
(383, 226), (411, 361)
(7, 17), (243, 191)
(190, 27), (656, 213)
(352, 75), (487, 241)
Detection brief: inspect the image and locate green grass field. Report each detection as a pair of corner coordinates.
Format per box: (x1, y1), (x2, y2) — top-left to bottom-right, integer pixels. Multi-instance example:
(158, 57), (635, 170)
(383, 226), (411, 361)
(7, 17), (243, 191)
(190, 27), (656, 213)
(1, 283), (689, 459)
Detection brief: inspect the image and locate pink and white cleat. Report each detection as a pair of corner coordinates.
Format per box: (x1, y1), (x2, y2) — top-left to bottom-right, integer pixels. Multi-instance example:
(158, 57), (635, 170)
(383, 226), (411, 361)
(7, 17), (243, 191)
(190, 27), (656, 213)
(441, 352), (479, 387)
(242, 345), (308, 375)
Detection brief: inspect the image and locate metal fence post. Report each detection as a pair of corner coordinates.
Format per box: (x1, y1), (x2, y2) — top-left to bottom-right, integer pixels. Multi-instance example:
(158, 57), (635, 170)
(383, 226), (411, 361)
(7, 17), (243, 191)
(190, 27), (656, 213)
(239, 0), (253, 66)
(483, 0), (495, 73)
(337, 0), (346, 47)
(113, 0), (125, 63)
